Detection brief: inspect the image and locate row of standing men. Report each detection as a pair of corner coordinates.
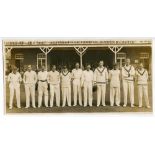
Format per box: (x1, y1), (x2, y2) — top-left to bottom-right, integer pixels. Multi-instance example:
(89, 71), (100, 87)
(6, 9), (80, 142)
(7, 59), (150, 109)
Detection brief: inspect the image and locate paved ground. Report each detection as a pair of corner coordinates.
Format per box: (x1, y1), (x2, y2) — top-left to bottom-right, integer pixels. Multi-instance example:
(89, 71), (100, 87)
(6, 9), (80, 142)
(5, 81), (152, 113)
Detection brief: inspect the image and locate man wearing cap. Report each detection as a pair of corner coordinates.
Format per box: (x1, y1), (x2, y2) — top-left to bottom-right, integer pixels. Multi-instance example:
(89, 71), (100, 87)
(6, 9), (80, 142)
(109, 63), (121, 106)
(60, 66), (71, 107)
(72, 62), (83, 106)
(47, 65), (60, 107)
(81, 64), (94, 107)
(135, 63), (150, 108)
(37, 66), (48, 108)
(94, 60), (108, 107)
(7, 66), (22, 109)
(23, 65), (37, 108)
(122, 58), (135, 107)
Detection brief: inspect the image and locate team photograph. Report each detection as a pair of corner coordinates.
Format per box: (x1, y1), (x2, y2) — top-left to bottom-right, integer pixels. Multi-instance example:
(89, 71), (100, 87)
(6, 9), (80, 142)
(3, 39), (152, 113)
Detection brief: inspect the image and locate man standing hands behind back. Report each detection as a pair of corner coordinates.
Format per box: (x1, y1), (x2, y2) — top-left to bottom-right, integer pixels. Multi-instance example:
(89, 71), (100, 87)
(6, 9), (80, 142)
(47, 65), (60, 107)
(23, 65), (37, 108)
(72, 63), (83, 106)
(94, 60), (108, 107)
(37, 66), (49, 108)
(122, 58), (135, 107)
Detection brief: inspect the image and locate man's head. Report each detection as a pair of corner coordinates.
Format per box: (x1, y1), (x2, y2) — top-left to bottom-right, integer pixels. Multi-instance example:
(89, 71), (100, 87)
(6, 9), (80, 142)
(41, 66), (45, 72)
(12, 66), (17, 74)
(75, 62), (80, 69)
(99, 60), (104, 67)
(51, 65), (56, 72)
(63, 65), (68, 72)
(126, 58), (131, 66)
(86, 64), (91, 71)
(139, 63), (144, 70)
(27, 65), (32, 72)
(113, 63), (118, 70)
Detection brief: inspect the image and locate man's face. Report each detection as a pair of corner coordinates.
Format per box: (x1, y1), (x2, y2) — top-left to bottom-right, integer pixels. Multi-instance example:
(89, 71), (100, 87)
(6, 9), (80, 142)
(114, 65), (117, 70)
(64, 68), (68, 72)
(86, 65), (91, 71)
(13, 69), (17, 74)
(75, 63), (79, 69)
(41, 66), (45, 72)
(139, 63), (143, 70)
(99, 61), (104, 67)
(126, 59), (130, 66)
(52, 66), (56, 71)
(28, 66), (32, 72)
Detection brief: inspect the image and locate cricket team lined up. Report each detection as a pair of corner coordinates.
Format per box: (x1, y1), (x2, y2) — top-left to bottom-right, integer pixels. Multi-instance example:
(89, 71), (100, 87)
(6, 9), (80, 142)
(7, 59), (150, 110)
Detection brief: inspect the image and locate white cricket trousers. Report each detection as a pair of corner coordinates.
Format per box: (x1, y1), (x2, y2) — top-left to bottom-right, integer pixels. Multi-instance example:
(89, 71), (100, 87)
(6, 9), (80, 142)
(9, 83), (20, 108)
(50, 84), (60, 107)
(138, 84), (150, 107)
(123, 80), (134, 106)
(83, 82), (93, 106)
(38, 82), (48, 107)
(62, 86), (71, 107)
(73, 80), (82, 106)
(25, 83), (36, 108)
(110, 85), (120, 106)
(97, 84), (106, 106)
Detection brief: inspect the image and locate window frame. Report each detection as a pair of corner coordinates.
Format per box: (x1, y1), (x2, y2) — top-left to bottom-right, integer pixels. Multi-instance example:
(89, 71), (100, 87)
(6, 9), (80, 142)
(37, 53), (46, 69)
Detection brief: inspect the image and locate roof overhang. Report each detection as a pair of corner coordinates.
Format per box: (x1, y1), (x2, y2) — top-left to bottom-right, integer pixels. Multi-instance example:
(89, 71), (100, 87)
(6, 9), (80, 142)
(3, 39), (152, 48)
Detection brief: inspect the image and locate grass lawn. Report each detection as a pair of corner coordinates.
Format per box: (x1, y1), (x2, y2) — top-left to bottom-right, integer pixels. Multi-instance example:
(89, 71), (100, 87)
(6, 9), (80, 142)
(5, 81), (152, 113)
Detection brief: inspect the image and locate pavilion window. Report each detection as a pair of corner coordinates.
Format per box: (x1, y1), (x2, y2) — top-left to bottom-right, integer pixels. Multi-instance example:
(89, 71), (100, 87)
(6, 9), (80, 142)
(139, 53), (150, 69)
(140, 53), (149, 59)
(15, 54), (24, 59)
(117, 52), (126, 68)
(15, 54), (24, 72)
(37, 53), (46, 69)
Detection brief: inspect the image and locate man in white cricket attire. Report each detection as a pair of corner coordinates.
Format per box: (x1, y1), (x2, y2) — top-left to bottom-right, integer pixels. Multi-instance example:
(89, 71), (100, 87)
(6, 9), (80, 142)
(60, 66), (71, 107)
(47, 65), (60, 107)
(81, 64), (94, 107)
(122, 58), (135, 107)
(109, 63), (121, 106)
(72, 63), (83, 106)
(37, 66), (48, 108)
(94, 60), (108, 107)
(23, 65), (37, 108)
(136, 63), (150, 108)
(7, 66), (22, 109)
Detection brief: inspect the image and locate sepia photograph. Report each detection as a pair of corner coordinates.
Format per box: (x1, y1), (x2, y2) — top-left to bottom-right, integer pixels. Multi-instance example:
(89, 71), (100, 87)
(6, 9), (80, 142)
(3, 39), (152, 113)
(1, 1), (155, 155)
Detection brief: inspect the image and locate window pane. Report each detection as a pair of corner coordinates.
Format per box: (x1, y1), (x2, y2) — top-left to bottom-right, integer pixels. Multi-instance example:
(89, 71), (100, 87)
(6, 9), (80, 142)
(140, 53), (149, 59)
(38, 53), (45, 59)
(42, 59), (46, 66)
(38, 59), (42, 68)
(15, 54), (24, 59)
(117, 52), (126, 59)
